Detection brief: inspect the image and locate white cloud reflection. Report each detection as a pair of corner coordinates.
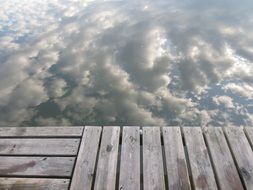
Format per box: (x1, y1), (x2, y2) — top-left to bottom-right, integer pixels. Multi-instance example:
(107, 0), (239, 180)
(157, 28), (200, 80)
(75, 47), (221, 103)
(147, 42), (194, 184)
(0, 0), (252, 126)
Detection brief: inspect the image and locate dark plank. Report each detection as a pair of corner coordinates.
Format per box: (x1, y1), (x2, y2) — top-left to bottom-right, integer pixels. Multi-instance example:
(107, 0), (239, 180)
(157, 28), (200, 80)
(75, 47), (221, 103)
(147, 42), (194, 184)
(224, 127), (253, 189)
(0, 138), (80, 155)
(70, 126), (102, 190)
(203, 127), (243, 190)
(143, 127), (165, 190)
(94, 127), (120, 190)
(0, 156), (74, 177)
(163, 127), (191, 190)
(0, 127), (83, 137)
(119, 126), (140, 190)
(183, 127), (218, 190)
(0, 178), (69, 190)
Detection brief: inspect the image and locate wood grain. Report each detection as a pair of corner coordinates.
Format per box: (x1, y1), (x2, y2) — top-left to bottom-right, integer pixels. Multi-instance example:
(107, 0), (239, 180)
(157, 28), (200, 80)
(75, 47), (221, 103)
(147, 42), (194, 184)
(0, 138), (80, 155)
(203, 127), (243, 190)
(70, 126), (102, 190)
(0, 178), (69, 190)
(0, 156), (75, 177)
(224, 127), (253, 189)
(0, 127), (83, 137)
(119, 126), (140, 190)
(183, 127), (218, 190)
(94, 127), (120, 190)
(143, 127), (165, 190)
(245, 127), (253, 148)
(163, 127), (191, 190)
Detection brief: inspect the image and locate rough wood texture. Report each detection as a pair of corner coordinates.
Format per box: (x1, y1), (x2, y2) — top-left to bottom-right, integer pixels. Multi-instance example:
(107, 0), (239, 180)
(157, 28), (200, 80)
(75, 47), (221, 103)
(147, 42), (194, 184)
(0, 127), (83, 137)
(0, 178), (69, 190)
(163, 127), (191, 190)
(203, 127), (243, 190)
(143, 127), (165, 190)
(183, 127), (218, 190)
(0, 138), (80, 155)
(70, 126), (102, 190)
(0, 156), (75, 177)
(0, 126), (251, 190)
(224, 127), (253, 189)
(119, 126), (140, 190)
(245, 127), (253, 148)
(94, 127), (120, 190)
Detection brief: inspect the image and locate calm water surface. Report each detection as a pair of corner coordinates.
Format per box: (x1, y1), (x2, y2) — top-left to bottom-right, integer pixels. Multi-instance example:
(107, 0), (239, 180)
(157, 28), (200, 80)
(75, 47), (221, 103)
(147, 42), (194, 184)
(0, 0), (253, 126)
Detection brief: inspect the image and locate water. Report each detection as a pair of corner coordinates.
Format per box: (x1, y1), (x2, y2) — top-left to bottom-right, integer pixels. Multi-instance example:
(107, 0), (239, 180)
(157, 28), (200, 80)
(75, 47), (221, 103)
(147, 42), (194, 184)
(0, 0), (252, 126)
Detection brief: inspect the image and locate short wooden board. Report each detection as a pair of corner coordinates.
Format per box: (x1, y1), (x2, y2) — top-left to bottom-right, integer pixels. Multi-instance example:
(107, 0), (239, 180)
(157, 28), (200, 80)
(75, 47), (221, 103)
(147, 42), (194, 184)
(0, 127), (83, 137)
(0, 178), (69, 190)
(0, 156), (75, 177)
(0, 138), (80, 156)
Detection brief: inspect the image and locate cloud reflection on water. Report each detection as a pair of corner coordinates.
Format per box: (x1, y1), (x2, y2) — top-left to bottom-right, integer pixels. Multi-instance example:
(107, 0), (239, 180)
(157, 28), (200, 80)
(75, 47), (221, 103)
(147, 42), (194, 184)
(0, 0), (252, 126)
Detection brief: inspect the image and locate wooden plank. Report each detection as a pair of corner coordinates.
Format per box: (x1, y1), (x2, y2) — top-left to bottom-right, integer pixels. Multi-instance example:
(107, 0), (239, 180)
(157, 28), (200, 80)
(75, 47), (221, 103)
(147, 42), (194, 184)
(0, 178), (69, 190)
(203, 127), (243, 190)
(183, 127), (218, 190)
(119, 126), (140, 190)
(0, 138), (80, 155)
(94, 127), (120, 190)
(224, 127), (253, 189)
(0, 156), (74, 177)
(0, 127), (83, 137)
(70, 126), (102, 190)
(163, 127), (191, 190)
(245, 127), (253, 148)
(143, 127), (165, 190)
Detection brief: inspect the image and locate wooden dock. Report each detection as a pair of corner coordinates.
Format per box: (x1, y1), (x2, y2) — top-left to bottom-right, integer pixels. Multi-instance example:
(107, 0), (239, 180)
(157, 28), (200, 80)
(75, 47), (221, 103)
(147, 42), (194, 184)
(0, 126), (252, 190)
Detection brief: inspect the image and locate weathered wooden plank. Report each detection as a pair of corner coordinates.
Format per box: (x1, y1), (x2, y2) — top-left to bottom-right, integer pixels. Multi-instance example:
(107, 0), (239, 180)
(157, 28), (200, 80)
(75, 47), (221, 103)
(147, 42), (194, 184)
(183, 127), (218, 190)
(203, 127), (243, 190)
(224, 127), (253, 189)
(0, 127), (83, 137)
(70, 126), (102, 190)
(119, 126), (140, 190)
(94, 127), (120, 190)
(0, 156), (74, 177)
(0, 178), (69, 190)
(0, 138), (80, 155)
(245, 127), (253, 148)
(163, 127), (191, 190)
(143, 127), (165, 190)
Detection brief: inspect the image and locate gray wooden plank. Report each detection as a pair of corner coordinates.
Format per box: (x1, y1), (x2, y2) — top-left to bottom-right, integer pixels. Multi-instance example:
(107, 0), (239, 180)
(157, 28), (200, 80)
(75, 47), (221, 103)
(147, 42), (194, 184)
(163, 127), (191, 190)
(0, 138), (80, 155)
(143, 127), (165, 190)
(203, 127), (243, 190)
(70, 126), (102, 190)
(183, 127), (218, 190)
(0, 127), (83, 137)
(0, 156), (74, 177)
(245, 127), (253, 148)
(94, 126), (120, 190)
(224, 127), (253, 189)
(119, 126), (140, 190)
(0, 178), (69, 190)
